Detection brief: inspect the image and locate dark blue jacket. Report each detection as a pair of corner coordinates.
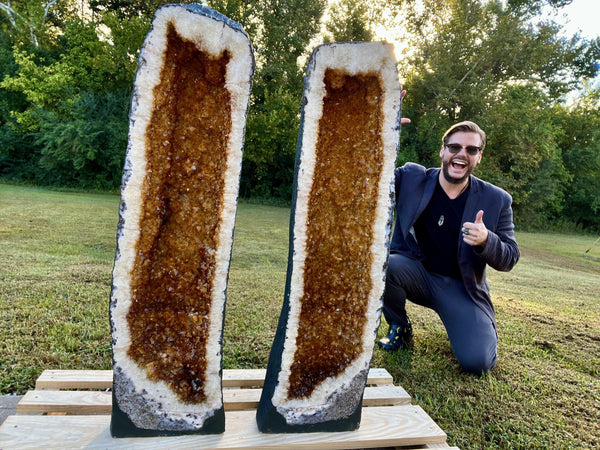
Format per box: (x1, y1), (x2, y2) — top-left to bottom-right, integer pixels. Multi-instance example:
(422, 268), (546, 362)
(390, 163), (520, 325)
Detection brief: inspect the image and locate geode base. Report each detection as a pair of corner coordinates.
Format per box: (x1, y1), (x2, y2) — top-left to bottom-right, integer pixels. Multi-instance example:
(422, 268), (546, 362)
(110, 392), (226, 438)
(256, 312), (367, 433)
(256, 396), (363, 434)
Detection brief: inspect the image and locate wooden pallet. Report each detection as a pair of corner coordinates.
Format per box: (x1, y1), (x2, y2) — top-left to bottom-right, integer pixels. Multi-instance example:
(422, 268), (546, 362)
(0, 369), (453, 449)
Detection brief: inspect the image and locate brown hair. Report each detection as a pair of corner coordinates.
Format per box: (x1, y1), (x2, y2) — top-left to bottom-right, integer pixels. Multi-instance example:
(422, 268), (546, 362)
(442, 121), (486, 151)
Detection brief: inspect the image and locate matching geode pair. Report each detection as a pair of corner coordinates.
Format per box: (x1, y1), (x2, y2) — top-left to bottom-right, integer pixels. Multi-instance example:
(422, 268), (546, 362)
(109, 3), (403, 438)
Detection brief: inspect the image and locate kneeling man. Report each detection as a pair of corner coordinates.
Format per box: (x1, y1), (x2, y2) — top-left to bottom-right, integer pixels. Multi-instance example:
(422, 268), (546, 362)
(379, 121), (520, 374)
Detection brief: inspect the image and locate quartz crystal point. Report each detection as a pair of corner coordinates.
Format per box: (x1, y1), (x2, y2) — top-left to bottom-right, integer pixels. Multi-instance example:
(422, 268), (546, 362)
(256, 42), (403, 433)
(109, 4), (254, 437)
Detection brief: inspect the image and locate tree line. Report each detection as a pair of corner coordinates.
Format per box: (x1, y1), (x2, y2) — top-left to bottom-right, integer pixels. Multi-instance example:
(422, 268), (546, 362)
(1, 0), (599, 231)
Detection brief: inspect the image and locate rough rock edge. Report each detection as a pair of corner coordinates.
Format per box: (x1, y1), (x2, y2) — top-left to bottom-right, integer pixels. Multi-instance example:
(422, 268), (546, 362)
(256, 41), (402, 433)
(109, 4), (254, 436)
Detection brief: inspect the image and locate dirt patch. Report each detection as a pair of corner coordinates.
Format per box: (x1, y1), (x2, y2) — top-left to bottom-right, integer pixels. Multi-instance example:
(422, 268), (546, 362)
(519, 246), (600, 275)
(497, 299), (600, 378)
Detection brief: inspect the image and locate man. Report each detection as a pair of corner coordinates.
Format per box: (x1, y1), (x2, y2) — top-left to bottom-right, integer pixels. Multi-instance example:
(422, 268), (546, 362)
(378, 120), (519, 374)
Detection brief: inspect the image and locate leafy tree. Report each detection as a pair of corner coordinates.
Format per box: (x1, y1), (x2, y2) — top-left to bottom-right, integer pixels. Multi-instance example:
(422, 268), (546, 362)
(0, 0), (60, 47)
(96, 10), (150, 88)
(204, 0), (258, 35)
(554, 89), (600, 229)
(479, 84), (568, 219)
(1, 0), (599, 232)
(248, 0), (327, 97)
(0, 7), (146, 185)
(33, 89), (129, 189)
(394, 0), (600, 226)
(204, 0), (327, 199)
(242, 86), (300, 199)
(324, 0), (373, 43)
(88, 0), (172, 19)
(2, 20), (115, 126)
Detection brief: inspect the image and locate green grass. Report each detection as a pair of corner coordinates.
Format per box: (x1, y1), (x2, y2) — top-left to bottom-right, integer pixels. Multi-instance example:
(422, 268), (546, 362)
(1, 183), (599, 448)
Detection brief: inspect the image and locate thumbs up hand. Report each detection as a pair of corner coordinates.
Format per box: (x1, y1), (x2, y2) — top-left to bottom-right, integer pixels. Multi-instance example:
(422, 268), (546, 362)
(462, 210), (489, 248)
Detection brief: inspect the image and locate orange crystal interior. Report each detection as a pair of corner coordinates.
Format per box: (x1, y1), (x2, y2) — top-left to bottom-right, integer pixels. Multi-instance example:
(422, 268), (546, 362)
(127, 25), (232, 404)
(287, 69), (384, 399)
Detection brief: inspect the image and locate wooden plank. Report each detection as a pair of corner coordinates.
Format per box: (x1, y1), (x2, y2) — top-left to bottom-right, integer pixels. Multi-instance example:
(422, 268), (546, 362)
(35, 370), (112, 390)
(34, 369), (266, 390)
(17, 390), (112, 415)
(363, 385), (411, 407)
(0, 405), (446, 449)
(34, 368), (394, 390)
(222, 369), (266, 387)
(17, 385), (411, 416)
(223, 384), (410, 411)
(364, 368), (394, 386)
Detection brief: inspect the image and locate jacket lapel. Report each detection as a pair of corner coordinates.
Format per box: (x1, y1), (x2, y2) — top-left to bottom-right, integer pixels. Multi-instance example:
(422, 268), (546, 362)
(462, 176), (482, 225)
(417, 169), (438, 219)
(458, 176), (483, 256)
(403, 169), (438, 238)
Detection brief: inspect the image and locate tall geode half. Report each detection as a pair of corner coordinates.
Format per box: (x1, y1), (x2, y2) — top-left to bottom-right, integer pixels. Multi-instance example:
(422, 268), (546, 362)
(256, 42), (403, 433)
(109, 4), (254, 437)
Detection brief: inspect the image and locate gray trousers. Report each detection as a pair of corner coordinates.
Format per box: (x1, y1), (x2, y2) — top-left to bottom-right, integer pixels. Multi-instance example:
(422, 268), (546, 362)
(382, 253), (497, 374)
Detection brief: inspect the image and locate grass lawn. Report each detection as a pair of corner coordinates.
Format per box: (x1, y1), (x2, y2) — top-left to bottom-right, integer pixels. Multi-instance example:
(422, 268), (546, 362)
(1, 183), (599, 448)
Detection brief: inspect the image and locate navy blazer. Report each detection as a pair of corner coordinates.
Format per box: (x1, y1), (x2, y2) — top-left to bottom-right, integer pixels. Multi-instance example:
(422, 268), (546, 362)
(389, 163), (520, 325)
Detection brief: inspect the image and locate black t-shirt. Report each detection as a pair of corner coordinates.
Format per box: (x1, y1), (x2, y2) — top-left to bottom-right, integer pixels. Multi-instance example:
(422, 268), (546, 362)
(414, 180), (469, 280)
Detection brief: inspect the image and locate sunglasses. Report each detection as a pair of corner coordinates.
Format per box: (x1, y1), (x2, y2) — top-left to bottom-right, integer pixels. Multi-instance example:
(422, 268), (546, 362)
(445, 143), (482, 156)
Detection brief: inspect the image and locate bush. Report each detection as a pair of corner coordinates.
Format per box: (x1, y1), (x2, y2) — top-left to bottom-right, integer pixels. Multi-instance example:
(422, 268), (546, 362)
(33, 90), (129, 190)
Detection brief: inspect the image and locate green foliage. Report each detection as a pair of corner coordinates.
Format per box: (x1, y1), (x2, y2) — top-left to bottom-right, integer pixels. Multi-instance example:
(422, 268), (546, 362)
(0, 5), (150, 187)
(0, 121), (38, 181)
(1, 17), (140, 122)
(89, 0), (175, 19)
(0, 0), (66, 47)
(242, 87), (300, 199)
(555, 90), (600, 229)
(0, 31), (25, 119)
(397, 0), (600, 230)
(33, 90), (129, 189)
(206, 0), (327, 200)
(0, 0), (599, 230)
(324, 0), (374, 43)
(0, 29), (32, 179)
(479, 84), (568, 218)
(1, 47), (74, 129)
(99, 11), (151, 88)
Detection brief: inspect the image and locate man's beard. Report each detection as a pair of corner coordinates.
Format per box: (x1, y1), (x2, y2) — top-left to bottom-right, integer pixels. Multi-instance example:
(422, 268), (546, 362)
(441, 158), (474, 184)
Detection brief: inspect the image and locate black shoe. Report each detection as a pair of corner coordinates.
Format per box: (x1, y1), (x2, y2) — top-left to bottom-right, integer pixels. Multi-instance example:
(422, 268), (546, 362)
(378, 322), (413, 351)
